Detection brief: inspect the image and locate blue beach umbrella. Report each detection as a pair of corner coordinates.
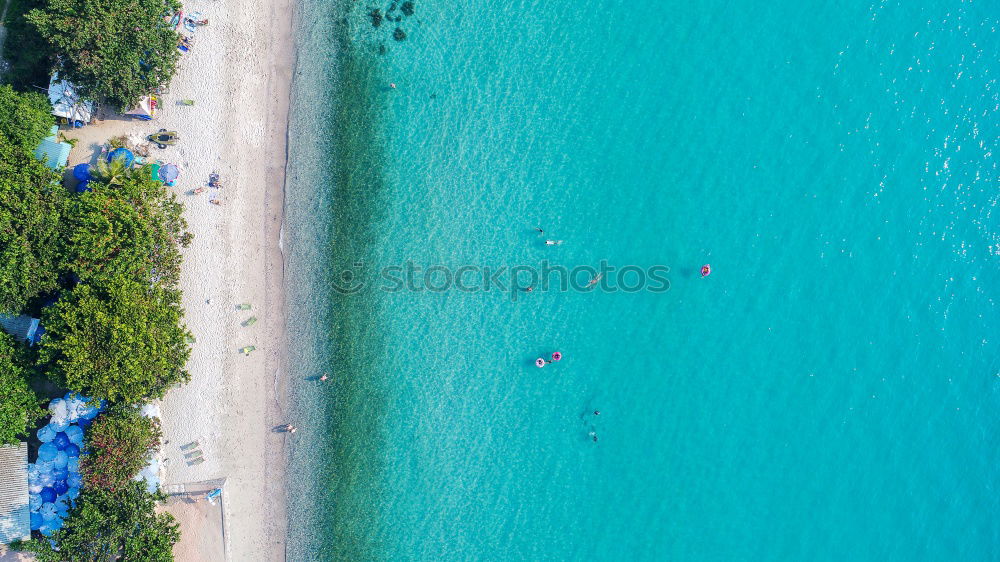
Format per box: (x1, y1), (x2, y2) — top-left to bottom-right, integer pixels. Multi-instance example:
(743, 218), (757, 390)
(65, 425), (84, 445)
(38, 524), (53, 537)
(37, 424), (56, 443)
(52, 480), (68, 496)
(107, 147), (135, 166)
(29, 493), (42, 511)
(38, 442), (58, 462)
(52, 466), (68, 481)
(67, 457), (79, 472)
(68, 471), (82, 488)
(30, 512), (43, 530)
(39, 502), (58, 521)
(53, 432), (70, 450)
(64, 444), (80, 457)
(158, 163), (180, 183)
(72, 163), (91, 181)
(39, 487), (56, 503)
(67, 486), (80, 500)
(53, 451), (68, 469)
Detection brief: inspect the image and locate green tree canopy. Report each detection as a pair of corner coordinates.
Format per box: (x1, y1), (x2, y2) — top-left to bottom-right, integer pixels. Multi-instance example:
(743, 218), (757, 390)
(28, 0), (182, 110)
(65, 170), (190, 289)
(0, 85), (54, 153)
(81, 406), (161, 491)
(38, 280), (191, 404)
(12, 481), (181, 561)
(0, 134), (69, 315)
(0, 332), (45, 445)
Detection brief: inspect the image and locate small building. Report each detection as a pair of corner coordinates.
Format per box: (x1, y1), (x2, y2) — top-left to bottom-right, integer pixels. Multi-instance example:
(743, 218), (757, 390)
(48, 75), (94, 127)
(0, 443), (29, 545)
(0, 314), (41, 345)
(34, 125), (73, 170)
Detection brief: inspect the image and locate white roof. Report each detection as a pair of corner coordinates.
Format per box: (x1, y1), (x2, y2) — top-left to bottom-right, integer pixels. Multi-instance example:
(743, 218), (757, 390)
(48, 74), (94, 123)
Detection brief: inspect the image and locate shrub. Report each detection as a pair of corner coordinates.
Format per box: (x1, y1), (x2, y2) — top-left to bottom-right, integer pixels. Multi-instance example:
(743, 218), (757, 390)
(81, 406), (161, 491)
(65, 171), (189, 289)
(28, 0), (183, 110)
(0, 332), (45, 445)
(12, 481), (180, 561)
(38, 281), (192, 404)
(0, 85), (54, 153)
(0, 133), (69, 314)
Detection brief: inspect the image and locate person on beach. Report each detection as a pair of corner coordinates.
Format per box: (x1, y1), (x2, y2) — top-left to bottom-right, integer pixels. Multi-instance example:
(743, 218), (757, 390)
(320, 373), (329, 381)
(283, 424), (296, 433)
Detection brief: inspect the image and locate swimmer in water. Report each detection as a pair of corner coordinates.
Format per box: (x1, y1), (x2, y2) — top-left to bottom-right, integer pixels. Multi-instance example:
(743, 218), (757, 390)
(589, 431), (598, 442)
(586, 273), (603, 287)
(534, 227), (544, 234)
(545, 240), (563, 246)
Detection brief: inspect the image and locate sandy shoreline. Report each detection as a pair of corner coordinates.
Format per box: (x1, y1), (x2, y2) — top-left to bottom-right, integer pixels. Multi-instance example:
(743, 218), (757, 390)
(59, 0), (296, 559)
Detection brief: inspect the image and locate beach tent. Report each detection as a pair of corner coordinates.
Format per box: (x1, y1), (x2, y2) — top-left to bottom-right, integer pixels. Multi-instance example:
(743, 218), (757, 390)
(33, 126), (72, 170)
(124, 95), (158, 120)
(48, 75), (93, 126)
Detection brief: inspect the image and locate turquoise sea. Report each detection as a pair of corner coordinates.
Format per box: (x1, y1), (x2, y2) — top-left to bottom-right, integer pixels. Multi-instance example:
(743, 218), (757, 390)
(284, 1), (998, 560)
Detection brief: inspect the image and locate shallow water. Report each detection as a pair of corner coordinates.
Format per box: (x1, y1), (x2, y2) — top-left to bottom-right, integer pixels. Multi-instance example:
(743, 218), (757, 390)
(285, 1), (999, 560)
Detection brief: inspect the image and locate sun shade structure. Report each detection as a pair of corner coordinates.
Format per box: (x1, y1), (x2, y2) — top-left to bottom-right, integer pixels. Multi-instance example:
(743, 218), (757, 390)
(48, 75), (93, 126)
(0, 314), (41, 344)
(107, 147), (135, 166)
(158, 163), (179, 183)
(33, 126), (72, 170)
(124, 95), (159, 120)
(0, 443), (30, 545)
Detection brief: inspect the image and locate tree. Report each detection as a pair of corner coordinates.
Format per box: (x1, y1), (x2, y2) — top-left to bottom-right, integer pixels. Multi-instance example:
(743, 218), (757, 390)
(28, 0), (182, 110)
(37, 280), (191, 404)
(81, 406), (161, 492)
(0, 332), (45, 445)
(12, 481), (181, 561)
(65, 171), (190, 289)
(0, 85), (54, 153)
(0, 134), (69, 315)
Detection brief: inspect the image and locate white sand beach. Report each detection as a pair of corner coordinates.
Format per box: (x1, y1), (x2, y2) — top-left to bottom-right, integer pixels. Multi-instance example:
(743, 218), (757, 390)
(62, 0), (296, 559)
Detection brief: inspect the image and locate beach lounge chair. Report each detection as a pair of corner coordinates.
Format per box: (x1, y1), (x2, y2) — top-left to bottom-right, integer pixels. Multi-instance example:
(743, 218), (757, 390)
(240, 345), (256, 356)
(237, 303), (252, 310)
(242, 317), (258, 327)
